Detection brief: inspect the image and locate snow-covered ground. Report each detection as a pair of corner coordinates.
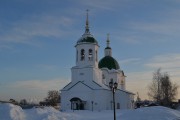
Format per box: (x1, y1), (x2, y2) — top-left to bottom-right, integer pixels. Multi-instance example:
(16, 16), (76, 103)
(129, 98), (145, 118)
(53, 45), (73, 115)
(1, 103), (180, 120)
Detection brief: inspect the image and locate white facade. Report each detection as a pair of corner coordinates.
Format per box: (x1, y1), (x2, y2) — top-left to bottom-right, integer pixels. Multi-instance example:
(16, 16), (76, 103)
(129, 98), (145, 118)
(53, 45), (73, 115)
(61, 13), (134, 111)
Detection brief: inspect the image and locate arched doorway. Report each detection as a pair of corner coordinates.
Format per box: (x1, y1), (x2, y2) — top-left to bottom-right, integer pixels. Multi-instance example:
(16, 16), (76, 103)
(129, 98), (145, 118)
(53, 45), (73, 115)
(70, 97), (86, 110)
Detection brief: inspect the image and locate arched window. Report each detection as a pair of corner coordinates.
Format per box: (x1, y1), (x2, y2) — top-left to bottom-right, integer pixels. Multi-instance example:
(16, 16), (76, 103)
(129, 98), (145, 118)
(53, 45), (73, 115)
(121, 80), (124, 84)
(88, 49), (93, 61)
(102, 74), (105, 79)
(117, 103), (120, 109)
(81, 49), (85, 61)
(96, 50), (98, 61)
(76, 50), (78, 62)
(102, 74), (106, 84)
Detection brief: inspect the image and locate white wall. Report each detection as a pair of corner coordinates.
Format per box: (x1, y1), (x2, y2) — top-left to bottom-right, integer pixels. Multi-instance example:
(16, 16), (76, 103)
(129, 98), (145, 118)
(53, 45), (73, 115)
(76, 43), (99, 68)
(101, 69), (125, 90)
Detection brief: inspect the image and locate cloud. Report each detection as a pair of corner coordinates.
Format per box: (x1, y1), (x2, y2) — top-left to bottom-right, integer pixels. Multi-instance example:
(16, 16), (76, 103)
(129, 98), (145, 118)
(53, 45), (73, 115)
(37, 64), (57, 71)
(115, 7), (180, 44)
(125, 70), (153, 99)
(0, 45), (13, 51)
(128, 71), (153, 80)
(0, 78), (70, 101)
(123, 36), (141, 44)
(78, 0), (136, 12)
(129, 21), (180, 39)
(124, 53), (180, 99)
(126, 67), (180, 100)
(145, 53), (180, 85)
(122, 54), (180, 82)
(79, 0), (117, 10)
(0, 14), (74, 46)
(10, 79), (70, 91)
(120, 58), (141, 65)
(145, 53), (180, 70)
(119, 21), (180, 44)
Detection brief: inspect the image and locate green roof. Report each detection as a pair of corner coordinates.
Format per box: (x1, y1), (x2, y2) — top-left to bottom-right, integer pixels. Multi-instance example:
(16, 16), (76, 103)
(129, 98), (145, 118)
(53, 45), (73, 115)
(77, 34), (98, 44)
(98, 56), (120, 70)
(105, 46), (111, 49)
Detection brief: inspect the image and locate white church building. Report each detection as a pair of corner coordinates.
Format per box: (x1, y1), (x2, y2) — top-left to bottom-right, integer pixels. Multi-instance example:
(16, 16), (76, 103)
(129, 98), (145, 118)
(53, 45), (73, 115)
(61, 12), (134, 111)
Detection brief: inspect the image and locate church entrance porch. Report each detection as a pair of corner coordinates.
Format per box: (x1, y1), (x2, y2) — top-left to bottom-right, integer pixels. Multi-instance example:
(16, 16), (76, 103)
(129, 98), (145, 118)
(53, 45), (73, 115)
(70, 97), (86, 110)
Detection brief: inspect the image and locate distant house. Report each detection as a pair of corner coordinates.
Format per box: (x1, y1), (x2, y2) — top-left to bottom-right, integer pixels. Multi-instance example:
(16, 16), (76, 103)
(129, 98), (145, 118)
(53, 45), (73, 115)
(60, 12), (134, 111)
(0, 99), (18, 105)
(0, 100), (9, 103)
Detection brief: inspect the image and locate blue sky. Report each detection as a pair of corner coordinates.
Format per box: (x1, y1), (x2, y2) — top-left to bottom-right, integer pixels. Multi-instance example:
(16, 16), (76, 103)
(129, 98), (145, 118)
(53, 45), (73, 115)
(0, 0), (180, 102)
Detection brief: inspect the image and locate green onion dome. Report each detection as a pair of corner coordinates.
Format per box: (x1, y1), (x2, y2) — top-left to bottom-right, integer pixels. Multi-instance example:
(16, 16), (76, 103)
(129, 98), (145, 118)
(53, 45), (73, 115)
(98, 56), (120, 70)
(105, 46), (111, 49)
(77, 33), (98, 44)
(77, 10), (98, 45)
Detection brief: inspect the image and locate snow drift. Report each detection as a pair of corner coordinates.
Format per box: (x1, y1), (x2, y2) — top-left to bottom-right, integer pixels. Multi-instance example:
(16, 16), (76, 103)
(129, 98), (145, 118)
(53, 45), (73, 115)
(0, 103), (25, 120)
(1, 103), (180, 120)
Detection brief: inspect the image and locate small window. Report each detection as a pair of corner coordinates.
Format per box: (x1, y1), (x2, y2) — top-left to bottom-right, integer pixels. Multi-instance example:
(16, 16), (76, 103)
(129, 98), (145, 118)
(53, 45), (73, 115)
(102, 74), (105, 79)
(121, 80), (124, 84)
(88, 49), (93, 61)
(76, 50), (78, 62)
(80, 73), (84, 75)
(81, 49), (85, 61)
(96, 50), (98, 61)
(117, 103), (120, 109)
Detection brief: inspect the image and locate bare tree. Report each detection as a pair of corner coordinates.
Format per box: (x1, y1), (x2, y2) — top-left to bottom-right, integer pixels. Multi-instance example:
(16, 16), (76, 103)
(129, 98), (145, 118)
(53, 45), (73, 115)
(9, 99), (18, 105)
(148, 68), (178, 106)
(136, 92), (141, 102)
(20, 99), (28, 105)
(148, 68), (162, 103)
(160, 73), (178, 106)
(46, 90), (60, 106)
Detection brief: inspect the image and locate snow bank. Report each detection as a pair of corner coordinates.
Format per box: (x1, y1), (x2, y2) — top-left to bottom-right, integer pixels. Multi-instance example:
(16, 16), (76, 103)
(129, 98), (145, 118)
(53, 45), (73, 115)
(119, 106), (180, 120)
(25, 107), (78, 120)
(0, 103), (79, 120)
(1, 103), (180, 120)
(0, 103), (25, 120)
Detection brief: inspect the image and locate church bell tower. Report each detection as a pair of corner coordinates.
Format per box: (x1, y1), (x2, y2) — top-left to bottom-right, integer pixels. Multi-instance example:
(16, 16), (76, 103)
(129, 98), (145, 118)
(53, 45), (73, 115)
(75, 10), (99, 68)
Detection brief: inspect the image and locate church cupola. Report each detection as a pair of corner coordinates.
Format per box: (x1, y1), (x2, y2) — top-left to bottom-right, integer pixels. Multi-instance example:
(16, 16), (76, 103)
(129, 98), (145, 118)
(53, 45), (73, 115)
(77, 10), (98, 45)
(98, 34), (120, 70)
(105, 34), (112, 56)
(85, 9), (90, 34)
(75, 10), (99, 68)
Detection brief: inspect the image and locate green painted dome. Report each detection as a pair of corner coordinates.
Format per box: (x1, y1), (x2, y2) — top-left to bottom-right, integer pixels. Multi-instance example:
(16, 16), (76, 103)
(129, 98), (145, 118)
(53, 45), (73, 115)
(77, 10), (98, 45)
(77, 34), (98, 44)
(98, 56), (120, 70)
(105, 46), (111, 49)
